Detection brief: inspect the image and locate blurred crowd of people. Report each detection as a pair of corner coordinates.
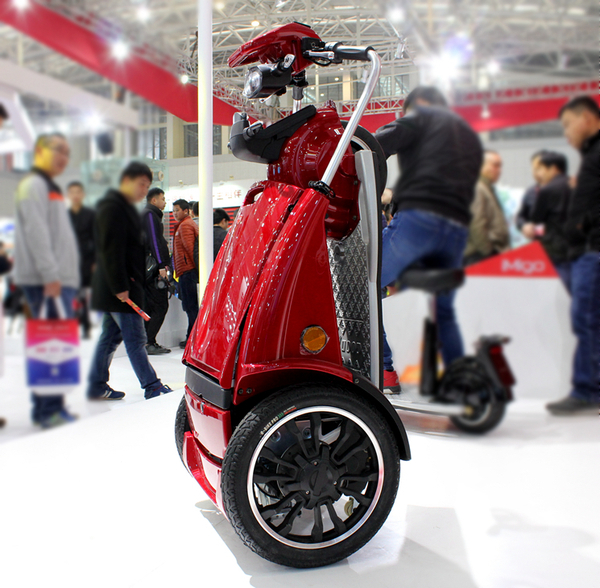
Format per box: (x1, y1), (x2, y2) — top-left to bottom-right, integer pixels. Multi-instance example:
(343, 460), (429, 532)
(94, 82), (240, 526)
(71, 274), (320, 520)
(0, 88), (597, 430)
(378, 89), (599, 416)
(1, 131), (232, 429)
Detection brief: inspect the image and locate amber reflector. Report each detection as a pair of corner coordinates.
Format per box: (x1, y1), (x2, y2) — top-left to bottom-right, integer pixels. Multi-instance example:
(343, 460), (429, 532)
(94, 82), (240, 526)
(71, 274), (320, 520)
(301, 326), (328, 354)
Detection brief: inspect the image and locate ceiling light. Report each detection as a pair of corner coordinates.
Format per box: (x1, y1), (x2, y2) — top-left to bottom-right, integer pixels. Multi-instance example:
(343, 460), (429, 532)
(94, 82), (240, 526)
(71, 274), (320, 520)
(13, 0), (30, 9)
(387, 6), (405, 24)
(87, 114), (102, 132)
(428, 52), (461, 83)
(487, 60), (501, 75)
(137, 6), (151, 22)
(111, 40), (129, 60)
(251, 20), (260, 27)
(180, 73), (189, 84)
(320, 93), (324, 96)
(215, 1), (225, 9)
(334, 77), (339, 81)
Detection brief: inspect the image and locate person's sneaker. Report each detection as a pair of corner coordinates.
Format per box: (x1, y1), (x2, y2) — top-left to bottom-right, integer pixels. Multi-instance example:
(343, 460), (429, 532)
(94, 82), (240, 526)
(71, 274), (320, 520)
(87, 385), (126, 401)
(546, 396), (598, 416)
(179, 340), (188, 349)
(144, 384), (173, 400)
(35, 409), (78, 429)
(146, 343), (171, 355)
(0, 416), (6, 428)
(383, 369), (401, 393)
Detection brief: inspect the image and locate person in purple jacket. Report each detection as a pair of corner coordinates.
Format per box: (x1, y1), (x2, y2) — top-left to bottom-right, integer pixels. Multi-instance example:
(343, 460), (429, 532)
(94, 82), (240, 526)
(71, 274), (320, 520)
(143, 188), (172, 355)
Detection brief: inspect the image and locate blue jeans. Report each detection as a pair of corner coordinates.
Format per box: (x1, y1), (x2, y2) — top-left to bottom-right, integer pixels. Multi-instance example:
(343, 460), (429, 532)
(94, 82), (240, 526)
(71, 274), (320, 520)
(381, 210), (468, 371)
(178, 270), (199, 340)
(569, 252), (600, 403)
(22, 286), (77, 422)
(88, 312), (160, 395)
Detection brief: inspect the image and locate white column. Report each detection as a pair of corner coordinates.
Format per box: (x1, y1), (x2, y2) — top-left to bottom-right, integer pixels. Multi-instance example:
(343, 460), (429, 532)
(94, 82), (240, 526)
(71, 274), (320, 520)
(197, 0), (214, 297)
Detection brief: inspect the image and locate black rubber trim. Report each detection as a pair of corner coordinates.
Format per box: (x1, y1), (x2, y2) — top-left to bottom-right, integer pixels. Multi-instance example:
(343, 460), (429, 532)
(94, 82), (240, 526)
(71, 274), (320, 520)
(185, 363), (233, 410)
(349, 370), (411, 461)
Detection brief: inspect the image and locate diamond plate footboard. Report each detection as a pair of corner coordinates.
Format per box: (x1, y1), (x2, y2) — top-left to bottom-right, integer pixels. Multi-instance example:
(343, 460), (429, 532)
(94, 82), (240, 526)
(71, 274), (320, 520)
(327, 227), (372, 380)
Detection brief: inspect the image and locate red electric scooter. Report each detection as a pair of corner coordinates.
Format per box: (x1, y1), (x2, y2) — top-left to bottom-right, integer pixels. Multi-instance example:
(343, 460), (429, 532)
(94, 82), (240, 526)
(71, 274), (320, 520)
(176, 23), (409, 568)
(175, 22), (514, 568)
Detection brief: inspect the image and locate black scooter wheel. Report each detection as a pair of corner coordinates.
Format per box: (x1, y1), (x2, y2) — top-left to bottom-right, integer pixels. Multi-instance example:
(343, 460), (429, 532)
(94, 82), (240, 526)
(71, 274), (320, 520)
(175, 396), (190, 465)
(221, 385), (400, 568)
(440, 357), (507, 434)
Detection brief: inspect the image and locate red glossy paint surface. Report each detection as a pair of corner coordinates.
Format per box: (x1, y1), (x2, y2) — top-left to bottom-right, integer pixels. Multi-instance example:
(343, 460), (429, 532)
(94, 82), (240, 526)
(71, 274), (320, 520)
(268, 104), (360, 240)
(233, 188), (344, 404)
(228, 22), (321, 74)
(186, 388), (232, 460)
(183, 182), (303, 386)
(183, 431), (219, 504)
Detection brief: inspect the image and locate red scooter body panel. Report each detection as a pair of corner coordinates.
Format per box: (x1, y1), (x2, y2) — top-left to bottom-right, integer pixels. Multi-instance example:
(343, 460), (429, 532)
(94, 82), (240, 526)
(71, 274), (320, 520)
(183, 182), (303, 387)
(185, 387), (232, 460)
(268, 105), (360, 240)
(228, 22), (320, 74)
(233, 187), (348, 404)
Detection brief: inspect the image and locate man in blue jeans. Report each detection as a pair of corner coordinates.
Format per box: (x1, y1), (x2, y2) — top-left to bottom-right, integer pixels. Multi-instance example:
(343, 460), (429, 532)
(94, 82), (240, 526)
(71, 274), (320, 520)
(375, 87), (483, 391)
(88, 162), (172, 401)
(546, 96), (600, 415)
(14, 132), (80, 427)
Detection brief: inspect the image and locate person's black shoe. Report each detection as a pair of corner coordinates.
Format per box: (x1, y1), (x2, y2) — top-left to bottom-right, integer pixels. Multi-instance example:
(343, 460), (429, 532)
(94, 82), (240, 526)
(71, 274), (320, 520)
(546, 396), (598, 415)
(87, 385), (126, 401)
(146, 343), (171, 355)
(0, 416), (6, 428)
(179, 340), (188, 349)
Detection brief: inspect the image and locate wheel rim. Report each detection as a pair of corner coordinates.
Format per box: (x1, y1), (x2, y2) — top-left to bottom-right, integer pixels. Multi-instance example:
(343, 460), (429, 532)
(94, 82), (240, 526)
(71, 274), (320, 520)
(246, 406), (385, 550)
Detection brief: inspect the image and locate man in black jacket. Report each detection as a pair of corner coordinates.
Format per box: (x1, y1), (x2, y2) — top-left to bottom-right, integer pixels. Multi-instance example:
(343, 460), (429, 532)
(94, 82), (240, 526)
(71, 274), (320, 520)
(374, 87), (483, 391)
(67, 181), (95, 339)
(529, 151), (572, 290)
(88, 162), (172, 400)
(547, 96), (600, 415)
(213, 208), (230, 261)
(515, 150), (547, 238)
(143, 187), (171, 355)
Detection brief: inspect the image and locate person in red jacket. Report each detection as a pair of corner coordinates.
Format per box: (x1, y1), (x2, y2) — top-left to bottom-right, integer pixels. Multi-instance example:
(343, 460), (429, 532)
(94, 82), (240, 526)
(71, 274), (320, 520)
(172, 199), (199, 348)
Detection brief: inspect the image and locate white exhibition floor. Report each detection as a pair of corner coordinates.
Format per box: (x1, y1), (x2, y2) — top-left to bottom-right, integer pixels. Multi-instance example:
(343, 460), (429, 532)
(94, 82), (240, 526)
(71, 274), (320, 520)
(1, 329), (599, 588)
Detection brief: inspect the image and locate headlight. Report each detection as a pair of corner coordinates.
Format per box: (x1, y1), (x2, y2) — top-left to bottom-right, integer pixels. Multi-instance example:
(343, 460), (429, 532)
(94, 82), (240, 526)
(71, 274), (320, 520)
(243, 63), (293, 99)
(243, 68), (263, 99)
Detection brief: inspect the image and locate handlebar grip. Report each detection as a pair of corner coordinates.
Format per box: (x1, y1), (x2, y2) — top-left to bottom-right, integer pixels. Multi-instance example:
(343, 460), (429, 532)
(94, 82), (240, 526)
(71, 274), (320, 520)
(325, 43), (373, 62)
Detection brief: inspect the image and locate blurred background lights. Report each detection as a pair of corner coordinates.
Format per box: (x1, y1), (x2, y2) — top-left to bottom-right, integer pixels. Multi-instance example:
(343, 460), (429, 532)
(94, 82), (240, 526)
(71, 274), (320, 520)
(87, 113), (102, 132)
(387, 6), (406, 24)
(12, 0), (30, 9)
(251, 20), (260, 27)
(487, 60), (501, 75)
(180, 73), (189, 84)
(136, 6), (151, 23)
(111, 40), (129, 60)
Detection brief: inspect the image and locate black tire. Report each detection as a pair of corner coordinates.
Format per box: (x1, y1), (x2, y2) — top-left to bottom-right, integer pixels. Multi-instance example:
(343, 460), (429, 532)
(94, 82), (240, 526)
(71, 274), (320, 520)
(341, 121), (388, 199)
(221, 385), (400, 568)
(175, 396), (190, 464)
(439, 357), (507, 434)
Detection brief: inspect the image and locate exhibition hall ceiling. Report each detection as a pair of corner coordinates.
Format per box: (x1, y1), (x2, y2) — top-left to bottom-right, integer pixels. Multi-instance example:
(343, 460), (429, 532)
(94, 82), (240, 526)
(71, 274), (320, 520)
(0, 0), (596, 122)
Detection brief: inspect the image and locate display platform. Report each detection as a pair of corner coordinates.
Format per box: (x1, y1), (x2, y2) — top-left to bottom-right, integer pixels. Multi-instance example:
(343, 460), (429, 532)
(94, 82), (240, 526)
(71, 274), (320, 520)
(1, 392), (598, 588)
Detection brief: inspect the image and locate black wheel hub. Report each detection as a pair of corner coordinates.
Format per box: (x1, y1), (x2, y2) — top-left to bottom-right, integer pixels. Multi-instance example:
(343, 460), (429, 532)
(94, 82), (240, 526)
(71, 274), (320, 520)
(296, 446), (343, 509)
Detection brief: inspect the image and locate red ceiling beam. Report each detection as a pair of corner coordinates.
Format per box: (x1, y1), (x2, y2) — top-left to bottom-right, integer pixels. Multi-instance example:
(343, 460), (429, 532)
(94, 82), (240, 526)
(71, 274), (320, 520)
(0, 0), (202, 123)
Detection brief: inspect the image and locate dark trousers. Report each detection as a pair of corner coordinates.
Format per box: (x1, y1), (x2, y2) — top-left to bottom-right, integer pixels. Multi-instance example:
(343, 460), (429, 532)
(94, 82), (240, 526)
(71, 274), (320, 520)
(77, 287), (92, 336)
(144, 284), (169, 346)
(88, 312), (160, 395)
(381, 210), (468, 371)
(22, 286), (77, 422)
(569, 252), (600, 403)
(178, 270), (199, 340)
